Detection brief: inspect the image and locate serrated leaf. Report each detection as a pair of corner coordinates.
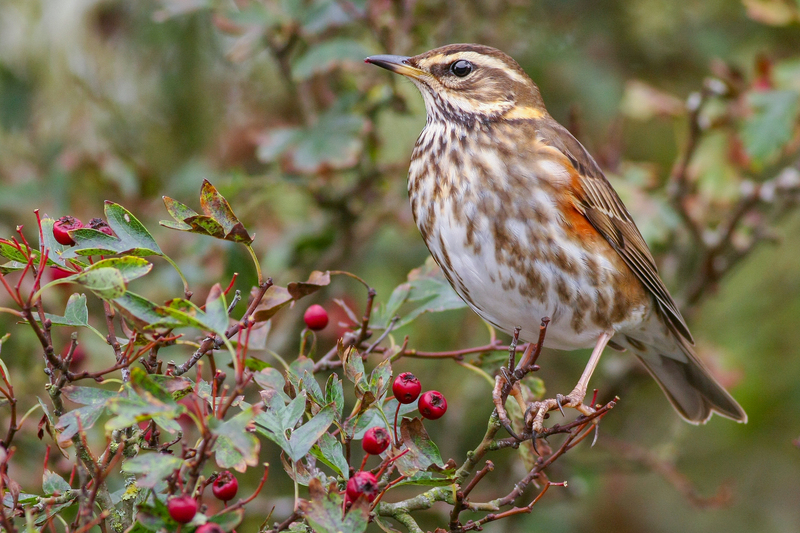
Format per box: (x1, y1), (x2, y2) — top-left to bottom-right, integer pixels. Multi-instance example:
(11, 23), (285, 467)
(160, 180), (253, 244)
(287, 404), (335, 462)
(62, 202), (162, 258)
(121, 453), (185, 488)
(312, 433), (348, 479)
(292, 38), (372, 81)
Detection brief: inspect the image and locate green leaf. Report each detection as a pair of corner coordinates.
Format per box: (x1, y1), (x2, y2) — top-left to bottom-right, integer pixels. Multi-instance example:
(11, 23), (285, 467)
(311, 433), (349, 479)
(281, 394), (307, 432)
(112, 291), (182, 331)
(42, 469), (71, 495)
(38, 215), (71, 267)
(741, 89), (800, 166)
(84, 257), (152, 283)
(256, 108), (367, 174)
(342, 346), (366, 391)
(287, 404), (335, 462)
(44, 293), (89, 327)
(325, 374), (344, 421)
(204, 283), (230, 335)
(302, 371), (326, 407)
(371, 282), (410, 329)
(121, 453), (185, 488)
(160, 180), (254, 244)
(397, 417), (446, 476)
(212, 407), (261, 472)
(207, 508), (245, 531)
(253, 368), (291, 404)
(390, 471), (455, 488)
(292, 38), (372, 81)
(61, 386), (118, 406)
(105, 375), (184, 433)
(71, 267), (126, 299)
(56, 404), (106, 443)
(62, 202), (163, 258)
(300, 478), (368, 533)
(368, 359), (392, 400)
(395, 258), (467, 328)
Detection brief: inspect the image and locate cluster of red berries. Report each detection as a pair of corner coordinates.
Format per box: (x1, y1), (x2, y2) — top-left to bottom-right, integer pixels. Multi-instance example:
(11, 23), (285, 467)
(345, 372), (449, 502)
(166, 470), (238, 525)
(52, 215), (113, 246)
(393, 372), (447, 420)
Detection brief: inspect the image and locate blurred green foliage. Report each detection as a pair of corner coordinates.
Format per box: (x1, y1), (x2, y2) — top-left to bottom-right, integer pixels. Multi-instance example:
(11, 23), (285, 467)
(2, 0), (800, 531)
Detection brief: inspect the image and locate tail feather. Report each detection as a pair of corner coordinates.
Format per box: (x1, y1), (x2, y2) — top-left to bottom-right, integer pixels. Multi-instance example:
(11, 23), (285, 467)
(634, 347), (747, 424)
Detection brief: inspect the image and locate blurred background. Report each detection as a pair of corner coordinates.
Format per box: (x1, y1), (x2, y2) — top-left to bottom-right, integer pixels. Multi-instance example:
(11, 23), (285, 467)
(1, 0), (800, 531)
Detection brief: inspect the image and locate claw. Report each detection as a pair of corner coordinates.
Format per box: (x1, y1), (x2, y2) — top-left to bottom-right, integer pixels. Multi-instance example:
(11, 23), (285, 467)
(591, 423), (600, 447)
(500, 417), (521, 441)
(531, 434), (540, 456)
(555, 394), (566, 417)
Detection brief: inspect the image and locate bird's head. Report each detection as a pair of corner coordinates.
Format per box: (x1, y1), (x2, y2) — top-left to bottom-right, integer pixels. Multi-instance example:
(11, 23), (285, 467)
(366, 44), (547, 124)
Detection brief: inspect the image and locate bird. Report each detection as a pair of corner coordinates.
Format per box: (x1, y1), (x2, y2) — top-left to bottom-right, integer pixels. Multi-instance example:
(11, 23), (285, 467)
(365, 44), (747, 430)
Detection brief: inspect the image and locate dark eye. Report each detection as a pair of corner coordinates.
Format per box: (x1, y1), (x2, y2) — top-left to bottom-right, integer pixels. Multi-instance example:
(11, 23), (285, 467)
(450, 60), (473, 77)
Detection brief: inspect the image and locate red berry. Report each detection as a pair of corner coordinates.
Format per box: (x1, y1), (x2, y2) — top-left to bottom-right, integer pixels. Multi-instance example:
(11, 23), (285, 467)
(362, 427), (391, 455)
(50, 266), (74, 281)
(196, 524), (225, 533)
(392, 372), (421, 404)
(167, 495), (197, 524)
(211, 471), (239, 502)
(195, 524), (224, 533)
(88, 218), (114, 236)
(303, 304), (329, 331)
(419, 391), (447, 420)
(346, 471), (379, 503)
(53, 216), (83, 246)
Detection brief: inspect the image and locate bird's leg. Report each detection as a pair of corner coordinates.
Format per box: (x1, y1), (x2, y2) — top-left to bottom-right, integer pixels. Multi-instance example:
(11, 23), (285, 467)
(493, 328), (524, 439)
(526, 330), (613, 433)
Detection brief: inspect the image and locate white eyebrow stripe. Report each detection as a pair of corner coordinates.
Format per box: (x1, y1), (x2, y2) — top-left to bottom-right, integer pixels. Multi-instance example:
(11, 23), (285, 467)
(423, 52), (529, 84)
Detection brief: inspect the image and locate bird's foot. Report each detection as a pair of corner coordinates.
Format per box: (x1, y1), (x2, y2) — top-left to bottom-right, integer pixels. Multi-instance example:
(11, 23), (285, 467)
(492, 369), (527, 440)
(525, 388), (595, 434)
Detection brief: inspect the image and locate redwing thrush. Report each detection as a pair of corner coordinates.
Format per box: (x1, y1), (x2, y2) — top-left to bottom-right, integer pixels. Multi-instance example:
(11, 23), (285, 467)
(366, 44), (747, 430)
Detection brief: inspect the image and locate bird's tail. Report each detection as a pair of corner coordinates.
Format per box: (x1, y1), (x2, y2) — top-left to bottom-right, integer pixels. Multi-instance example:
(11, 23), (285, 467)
(622, 321), (747, 424)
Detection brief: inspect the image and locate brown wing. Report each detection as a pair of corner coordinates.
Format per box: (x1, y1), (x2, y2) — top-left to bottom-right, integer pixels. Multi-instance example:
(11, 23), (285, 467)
(538, 120), (694, 343)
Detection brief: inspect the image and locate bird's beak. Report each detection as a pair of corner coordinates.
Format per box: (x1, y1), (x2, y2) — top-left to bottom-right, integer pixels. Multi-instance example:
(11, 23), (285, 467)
(365, 54), (424, 79)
